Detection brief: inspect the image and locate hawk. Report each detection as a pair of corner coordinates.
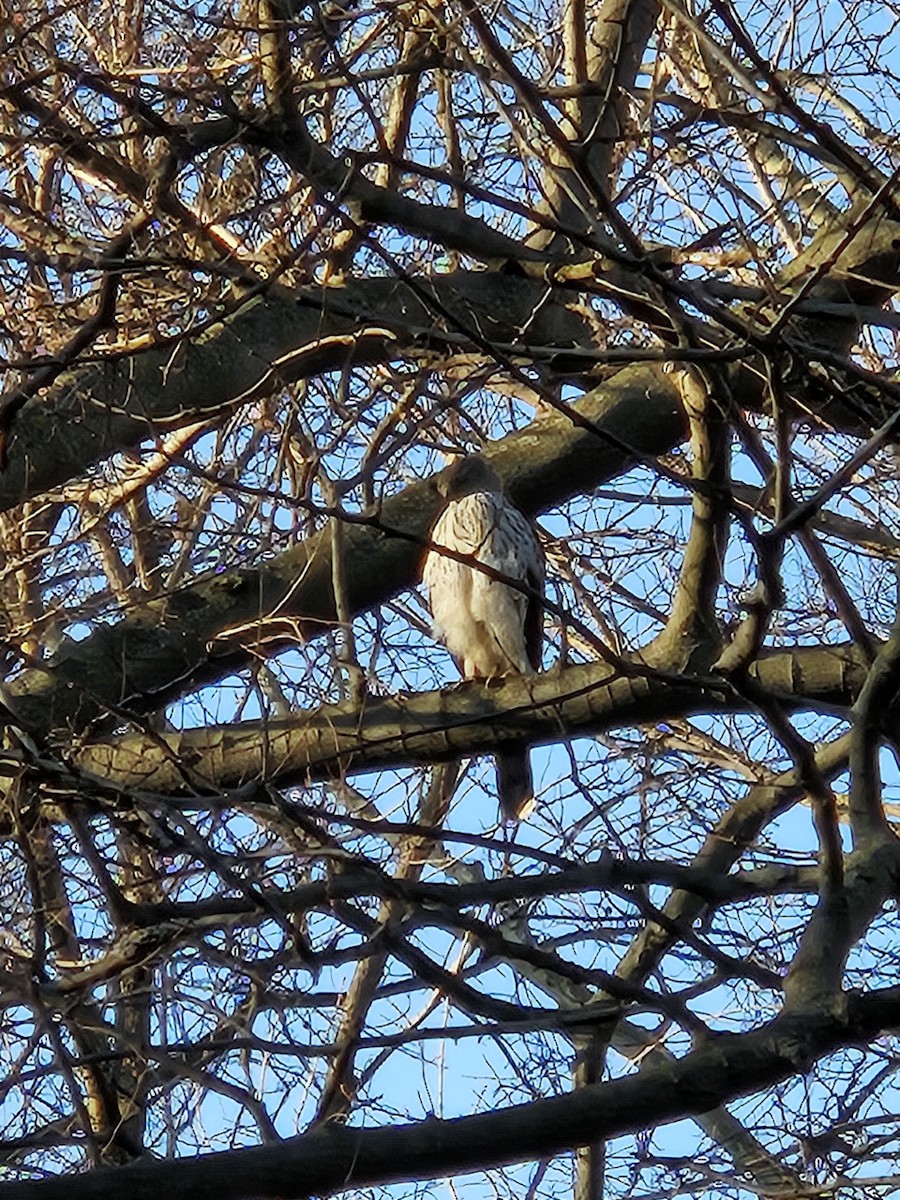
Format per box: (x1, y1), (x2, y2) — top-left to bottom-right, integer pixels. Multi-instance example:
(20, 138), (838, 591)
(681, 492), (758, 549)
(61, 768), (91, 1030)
(422, 456), (545, 820)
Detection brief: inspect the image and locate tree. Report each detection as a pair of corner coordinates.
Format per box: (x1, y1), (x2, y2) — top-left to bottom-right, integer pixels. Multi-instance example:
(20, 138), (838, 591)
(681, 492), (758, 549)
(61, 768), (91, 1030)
(0, 0), (899, 1196)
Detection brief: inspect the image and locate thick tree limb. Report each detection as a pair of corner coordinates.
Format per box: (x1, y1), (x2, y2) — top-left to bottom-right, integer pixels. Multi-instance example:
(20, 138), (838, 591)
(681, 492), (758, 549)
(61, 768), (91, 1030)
(2, 991), (899, 1200)
(5, 205), (900, 519)
(0, 271), (590, 514)
(65, 643), (873, 795)
(646, 363), (730, 667)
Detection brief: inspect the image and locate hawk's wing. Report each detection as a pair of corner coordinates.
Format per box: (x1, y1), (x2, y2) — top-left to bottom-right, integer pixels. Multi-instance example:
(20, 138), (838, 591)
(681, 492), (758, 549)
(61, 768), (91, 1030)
(424, 491), (544, 678)
(474, 495), (544, 673)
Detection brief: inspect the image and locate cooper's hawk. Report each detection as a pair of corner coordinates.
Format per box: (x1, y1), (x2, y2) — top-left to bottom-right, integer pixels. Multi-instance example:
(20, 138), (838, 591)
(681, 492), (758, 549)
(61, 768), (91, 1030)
(422, 456), (544, 820)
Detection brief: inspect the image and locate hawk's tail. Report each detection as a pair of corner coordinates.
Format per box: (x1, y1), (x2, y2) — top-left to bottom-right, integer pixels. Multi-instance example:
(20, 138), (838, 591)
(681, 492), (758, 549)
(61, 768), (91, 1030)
(496, 745), (535, 821)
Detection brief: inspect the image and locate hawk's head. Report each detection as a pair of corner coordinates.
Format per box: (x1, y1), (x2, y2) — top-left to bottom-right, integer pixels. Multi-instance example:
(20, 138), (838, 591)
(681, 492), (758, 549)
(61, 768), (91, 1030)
(437, 456), (503, 500)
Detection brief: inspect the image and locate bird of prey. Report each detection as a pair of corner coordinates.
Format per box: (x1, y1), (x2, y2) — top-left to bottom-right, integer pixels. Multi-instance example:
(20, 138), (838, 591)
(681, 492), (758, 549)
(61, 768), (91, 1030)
(422, 456), (544, 820)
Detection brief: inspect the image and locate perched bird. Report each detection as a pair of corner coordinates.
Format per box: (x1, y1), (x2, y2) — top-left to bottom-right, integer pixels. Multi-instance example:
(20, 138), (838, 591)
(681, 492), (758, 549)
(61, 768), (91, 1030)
(422, 456), (545, 820)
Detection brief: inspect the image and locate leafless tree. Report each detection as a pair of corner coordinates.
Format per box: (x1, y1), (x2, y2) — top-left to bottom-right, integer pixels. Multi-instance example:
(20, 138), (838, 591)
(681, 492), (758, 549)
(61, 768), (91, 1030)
(0, 1), (899, 1198)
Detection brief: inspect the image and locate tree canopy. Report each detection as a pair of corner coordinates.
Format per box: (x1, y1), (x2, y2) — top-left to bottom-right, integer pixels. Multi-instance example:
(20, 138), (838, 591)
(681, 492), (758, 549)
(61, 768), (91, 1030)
(1, 0), (900, 1197)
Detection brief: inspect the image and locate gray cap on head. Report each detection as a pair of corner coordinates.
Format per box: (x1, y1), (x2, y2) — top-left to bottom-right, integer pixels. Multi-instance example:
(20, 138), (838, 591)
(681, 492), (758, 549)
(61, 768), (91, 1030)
(437, 456), (503, 499)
